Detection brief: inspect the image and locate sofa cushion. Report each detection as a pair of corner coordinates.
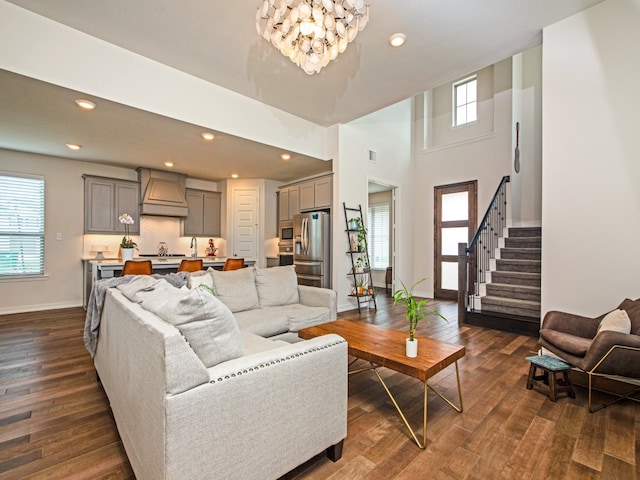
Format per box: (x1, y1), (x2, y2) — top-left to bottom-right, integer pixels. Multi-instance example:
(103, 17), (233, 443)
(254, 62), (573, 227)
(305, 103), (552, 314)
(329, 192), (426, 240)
(617, 298), (640, 335)
(234, 308), (290, 338)
(539, 329), (592, 357)
(284, 304), (331, 332)
(598, 309), (631, 334)
(255, 266), (299, 307)
(117, 276), (244, 368)
(211, 267), (259, 313)
(188, 267), (215, 291)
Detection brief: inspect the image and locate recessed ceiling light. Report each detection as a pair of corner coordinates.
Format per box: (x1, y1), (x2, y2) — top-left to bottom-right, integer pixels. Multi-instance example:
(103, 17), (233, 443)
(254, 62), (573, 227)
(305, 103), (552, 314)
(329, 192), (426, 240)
(389, 33), (406, 48)
(231, 174), (239, 179)
(66, 143), (81, 150)
(201, 132), (215, 141)
(75, 99), (96, 110)
(164, 161), (174, 167)
(281, 153), (291, 160)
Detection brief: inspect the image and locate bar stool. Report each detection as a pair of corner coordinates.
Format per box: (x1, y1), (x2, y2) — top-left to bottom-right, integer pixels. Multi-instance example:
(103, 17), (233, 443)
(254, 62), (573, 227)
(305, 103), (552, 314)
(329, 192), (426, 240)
(178, 259), (203, 272)
(121, 260), (153, 276)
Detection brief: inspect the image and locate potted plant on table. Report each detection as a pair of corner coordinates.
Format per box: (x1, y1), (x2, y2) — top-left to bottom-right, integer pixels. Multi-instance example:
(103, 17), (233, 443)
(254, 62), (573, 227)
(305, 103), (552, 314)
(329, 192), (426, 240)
(119, 213), (138, 261)
(393, 278), (447, 357)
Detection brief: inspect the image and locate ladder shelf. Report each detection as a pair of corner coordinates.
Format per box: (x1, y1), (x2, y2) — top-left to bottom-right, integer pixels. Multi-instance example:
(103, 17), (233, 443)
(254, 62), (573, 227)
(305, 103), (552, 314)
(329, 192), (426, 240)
(343, 202), (377, 314)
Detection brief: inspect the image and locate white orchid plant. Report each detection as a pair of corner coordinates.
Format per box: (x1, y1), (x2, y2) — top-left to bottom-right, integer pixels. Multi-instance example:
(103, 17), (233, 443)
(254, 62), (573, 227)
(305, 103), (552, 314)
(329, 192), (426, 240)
(118, 213), (137, 249)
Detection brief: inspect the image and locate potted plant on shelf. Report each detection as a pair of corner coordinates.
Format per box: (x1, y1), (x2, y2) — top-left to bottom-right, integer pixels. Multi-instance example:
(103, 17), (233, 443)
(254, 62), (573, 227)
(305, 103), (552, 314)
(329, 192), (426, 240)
(393, 278), (447, 358)
(348, 217), (367, 252)
(119, 213), (138, 261)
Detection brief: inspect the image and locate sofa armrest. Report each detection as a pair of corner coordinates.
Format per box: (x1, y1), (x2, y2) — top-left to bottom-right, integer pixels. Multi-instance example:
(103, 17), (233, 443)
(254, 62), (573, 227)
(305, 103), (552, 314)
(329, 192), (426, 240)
(541, 310), (601, 339)
(298, 285), (337, 320)
(165, 334), (348, 480)
(581, 331), (640, 376)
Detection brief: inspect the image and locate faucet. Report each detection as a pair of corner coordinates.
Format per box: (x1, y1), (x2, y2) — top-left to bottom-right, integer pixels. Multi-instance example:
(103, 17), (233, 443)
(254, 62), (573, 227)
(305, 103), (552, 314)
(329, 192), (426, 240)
(190, 236), (198, 257)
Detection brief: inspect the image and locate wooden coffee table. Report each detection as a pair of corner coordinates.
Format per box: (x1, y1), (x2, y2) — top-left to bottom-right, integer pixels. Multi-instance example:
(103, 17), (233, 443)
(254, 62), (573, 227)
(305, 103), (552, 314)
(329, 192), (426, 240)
(299, 319), (465, 449)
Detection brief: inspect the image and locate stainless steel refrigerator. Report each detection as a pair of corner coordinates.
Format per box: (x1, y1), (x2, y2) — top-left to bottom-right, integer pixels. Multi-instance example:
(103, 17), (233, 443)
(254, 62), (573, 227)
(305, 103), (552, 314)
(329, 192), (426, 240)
(293, 211), (331, 288)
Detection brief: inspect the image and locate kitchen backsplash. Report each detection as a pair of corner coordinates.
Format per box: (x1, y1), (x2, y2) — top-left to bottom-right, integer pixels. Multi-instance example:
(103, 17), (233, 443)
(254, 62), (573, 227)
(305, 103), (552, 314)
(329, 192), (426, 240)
(83, 216), (226, 258)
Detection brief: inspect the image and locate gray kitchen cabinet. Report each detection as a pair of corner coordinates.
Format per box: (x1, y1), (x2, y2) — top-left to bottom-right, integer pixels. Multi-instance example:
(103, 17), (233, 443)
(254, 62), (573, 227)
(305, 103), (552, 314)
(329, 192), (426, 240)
(298, 174), (333, 212)
(83, 175), (139, 234)
(183, 189), (221, 236)
(299, 182), (315, 211)
(313, 175), (332, 209)
(278, 186), (300, 221)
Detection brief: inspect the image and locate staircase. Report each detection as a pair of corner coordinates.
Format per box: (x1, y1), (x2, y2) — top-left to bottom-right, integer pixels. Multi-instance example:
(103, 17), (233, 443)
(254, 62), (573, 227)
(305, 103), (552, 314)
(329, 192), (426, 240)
(477, 227), (541, 332)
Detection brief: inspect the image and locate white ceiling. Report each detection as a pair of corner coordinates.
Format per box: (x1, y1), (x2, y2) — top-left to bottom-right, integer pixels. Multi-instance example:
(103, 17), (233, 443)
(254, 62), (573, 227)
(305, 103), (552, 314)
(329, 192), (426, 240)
(1, 0), (603, 182)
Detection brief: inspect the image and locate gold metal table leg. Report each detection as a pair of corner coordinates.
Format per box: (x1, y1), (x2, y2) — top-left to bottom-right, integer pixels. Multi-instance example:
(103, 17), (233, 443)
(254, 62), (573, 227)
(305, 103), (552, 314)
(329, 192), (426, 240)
(350, 360), (464, 449)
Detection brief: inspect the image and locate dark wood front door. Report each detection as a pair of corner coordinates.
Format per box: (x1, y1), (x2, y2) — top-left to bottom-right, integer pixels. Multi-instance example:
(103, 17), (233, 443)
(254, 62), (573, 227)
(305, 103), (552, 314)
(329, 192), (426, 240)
(434, 181), (477, 300)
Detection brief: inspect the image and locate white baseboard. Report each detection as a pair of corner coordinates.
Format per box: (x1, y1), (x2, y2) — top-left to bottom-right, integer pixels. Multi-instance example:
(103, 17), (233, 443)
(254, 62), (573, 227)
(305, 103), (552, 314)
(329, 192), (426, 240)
(0, 301), (82, 316)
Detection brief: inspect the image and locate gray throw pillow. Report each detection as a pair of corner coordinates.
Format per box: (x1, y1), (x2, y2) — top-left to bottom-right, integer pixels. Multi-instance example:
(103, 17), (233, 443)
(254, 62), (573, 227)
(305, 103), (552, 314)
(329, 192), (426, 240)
(255, 265), (299, 307)
(118, 277), (243, 367)
(210, 267), (259, 313)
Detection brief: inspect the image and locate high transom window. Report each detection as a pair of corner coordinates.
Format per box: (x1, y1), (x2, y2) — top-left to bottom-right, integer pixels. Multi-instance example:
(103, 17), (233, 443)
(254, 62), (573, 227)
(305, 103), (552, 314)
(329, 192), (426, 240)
(453, 76), (477, 126)
(0, 172), (45, 277)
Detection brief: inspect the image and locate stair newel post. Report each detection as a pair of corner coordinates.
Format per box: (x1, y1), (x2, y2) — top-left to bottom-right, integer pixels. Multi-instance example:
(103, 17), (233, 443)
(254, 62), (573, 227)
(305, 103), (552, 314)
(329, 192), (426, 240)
(458, 242), (468, 327)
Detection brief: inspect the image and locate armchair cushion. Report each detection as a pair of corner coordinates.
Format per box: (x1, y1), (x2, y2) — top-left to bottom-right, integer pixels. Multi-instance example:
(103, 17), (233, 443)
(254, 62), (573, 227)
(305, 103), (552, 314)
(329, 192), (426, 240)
(539, 329), (591, 356)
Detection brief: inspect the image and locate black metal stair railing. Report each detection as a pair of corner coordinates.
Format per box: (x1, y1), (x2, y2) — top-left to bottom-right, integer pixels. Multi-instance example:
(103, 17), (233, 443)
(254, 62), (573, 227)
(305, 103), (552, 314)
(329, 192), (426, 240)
(457, 176), (510, 324)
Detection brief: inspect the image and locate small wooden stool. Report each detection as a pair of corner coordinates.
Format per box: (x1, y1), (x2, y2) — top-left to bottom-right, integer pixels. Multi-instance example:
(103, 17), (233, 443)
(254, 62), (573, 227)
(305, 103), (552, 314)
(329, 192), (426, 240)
(526, 355), (576, 401)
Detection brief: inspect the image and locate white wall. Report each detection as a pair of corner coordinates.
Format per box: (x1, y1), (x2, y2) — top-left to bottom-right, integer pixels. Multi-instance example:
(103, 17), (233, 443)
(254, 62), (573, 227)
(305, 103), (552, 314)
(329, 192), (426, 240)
(413, 59), (513, 297)
(334, 100), (413, 312)
(510, 45), (543, 227)
(541, 0), (640, 316)
(0, 2), (330, 160)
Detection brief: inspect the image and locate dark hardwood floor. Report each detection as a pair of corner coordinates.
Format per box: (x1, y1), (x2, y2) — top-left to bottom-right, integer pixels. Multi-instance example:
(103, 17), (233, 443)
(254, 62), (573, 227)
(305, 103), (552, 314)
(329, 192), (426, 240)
(1, 291), (638, 479)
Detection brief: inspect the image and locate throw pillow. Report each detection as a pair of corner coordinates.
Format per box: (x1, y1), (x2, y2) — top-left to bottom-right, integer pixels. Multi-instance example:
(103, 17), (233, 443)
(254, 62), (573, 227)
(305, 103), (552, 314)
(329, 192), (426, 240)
(255, 265), (299, 307)
(188, 267), (215, 291)
(617, 298), (640, 335)
(119, 277), (244, 367)
(210, 267), (259, 313)
(598, 309), (632, 334)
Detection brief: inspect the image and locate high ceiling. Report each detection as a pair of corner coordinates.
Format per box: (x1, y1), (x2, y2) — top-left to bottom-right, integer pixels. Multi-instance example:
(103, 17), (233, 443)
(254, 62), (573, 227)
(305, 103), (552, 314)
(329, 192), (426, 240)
(0, 0), (603, 182)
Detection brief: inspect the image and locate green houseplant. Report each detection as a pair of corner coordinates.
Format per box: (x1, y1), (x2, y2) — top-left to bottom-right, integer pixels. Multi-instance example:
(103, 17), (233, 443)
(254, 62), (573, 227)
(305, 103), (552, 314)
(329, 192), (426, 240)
(348, 217), (367, 252)
(393, 278), (447, 357)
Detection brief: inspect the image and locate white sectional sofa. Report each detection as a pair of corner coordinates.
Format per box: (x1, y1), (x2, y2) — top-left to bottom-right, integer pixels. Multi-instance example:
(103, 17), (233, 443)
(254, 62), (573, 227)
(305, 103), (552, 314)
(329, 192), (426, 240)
(93, 266), (346, 480)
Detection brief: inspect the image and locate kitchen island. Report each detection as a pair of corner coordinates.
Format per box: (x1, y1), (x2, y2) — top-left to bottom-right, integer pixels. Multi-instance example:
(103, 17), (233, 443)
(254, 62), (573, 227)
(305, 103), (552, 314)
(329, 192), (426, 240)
(83, 257), (255, 308)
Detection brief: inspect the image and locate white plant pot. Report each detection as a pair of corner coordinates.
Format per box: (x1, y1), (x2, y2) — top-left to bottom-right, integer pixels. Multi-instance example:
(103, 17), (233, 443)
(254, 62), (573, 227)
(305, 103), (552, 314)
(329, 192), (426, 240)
(406, 338), (418, 358)
(121, 248), (134, 262)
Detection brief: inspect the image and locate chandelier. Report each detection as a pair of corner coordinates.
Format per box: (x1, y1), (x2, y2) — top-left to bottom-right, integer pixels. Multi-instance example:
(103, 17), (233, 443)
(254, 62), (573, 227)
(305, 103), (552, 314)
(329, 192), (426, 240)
(256, 0), (369, 75)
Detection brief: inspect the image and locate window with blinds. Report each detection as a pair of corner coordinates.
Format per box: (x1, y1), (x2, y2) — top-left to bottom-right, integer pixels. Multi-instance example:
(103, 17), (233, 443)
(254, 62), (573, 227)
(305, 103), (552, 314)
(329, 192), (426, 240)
(0, 172), (45, 277)
(367, 203), (390, 269)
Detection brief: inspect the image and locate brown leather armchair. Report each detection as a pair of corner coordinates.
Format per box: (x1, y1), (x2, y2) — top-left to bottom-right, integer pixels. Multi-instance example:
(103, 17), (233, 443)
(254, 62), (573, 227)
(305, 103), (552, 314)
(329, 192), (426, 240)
(539, 298), (640, 411)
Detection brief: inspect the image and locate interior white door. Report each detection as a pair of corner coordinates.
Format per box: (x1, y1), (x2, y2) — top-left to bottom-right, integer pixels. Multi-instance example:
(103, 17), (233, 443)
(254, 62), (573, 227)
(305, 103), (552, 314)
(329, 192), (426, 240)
(232, 188), (258, 260)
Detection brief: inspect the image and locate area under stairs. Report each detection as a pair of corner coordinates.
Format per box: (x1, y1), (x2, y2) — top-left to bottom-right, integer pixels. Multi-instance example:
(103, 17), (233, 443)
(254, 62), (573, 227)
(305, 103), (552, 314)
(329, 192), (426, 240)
(478, 226), (541, 324)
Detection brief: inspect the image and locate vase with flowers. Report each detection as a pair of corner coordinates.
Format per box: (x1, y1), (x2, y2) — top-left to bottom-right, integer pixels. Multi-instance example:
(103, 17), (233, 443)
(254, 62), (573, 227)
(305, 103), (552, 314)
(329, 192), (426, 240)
(119, 213), (137, 261)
